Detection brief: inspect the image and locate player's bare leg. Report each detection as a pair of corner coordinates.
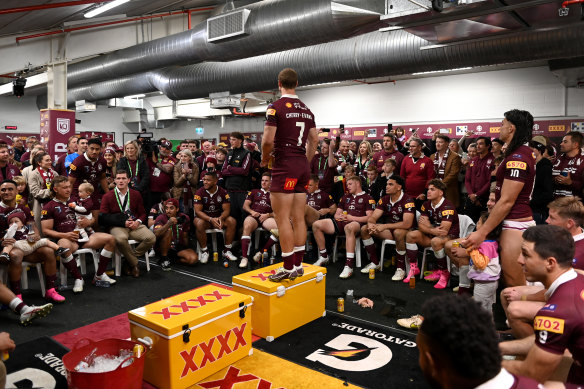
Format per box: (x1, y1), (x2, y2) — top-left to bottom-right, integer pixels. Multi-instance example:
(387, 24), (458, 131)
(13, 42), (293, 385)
(269, 192), (301, 281)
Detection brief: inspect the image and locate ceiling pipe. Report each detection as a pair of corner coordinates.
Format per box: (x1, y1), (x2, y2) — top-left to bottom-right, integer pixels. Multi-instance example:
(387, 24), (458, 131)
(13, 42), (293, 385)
(0, 0), (113, 15)
(15, 7), (215, 43)
(64, 23), (584, 104)
(64, 0), (384, 88)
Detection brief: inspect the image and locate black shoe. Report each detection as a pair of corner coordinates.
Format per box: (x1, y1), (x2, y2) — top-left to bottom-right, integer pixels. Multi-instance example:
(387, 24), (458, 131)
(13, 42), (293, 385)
(0, 252), (10, 262)
(158, 258), (171, 271)
(55, 247), (70, 257)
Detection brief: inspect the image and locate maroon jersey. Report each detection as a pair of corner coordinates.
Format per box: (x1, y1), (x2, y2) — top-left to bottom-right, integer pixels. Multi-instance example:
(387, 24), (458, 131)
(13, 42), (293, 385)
(265, 95), (316, 160)
(377, 192), (416, 224)
(573, 232), (584, 271)
(69, 153), (107, 203)
(552, 152), (584, 198)
(465, 152), (495, 199)
(0, 163), (20, 182)
(0, 202), (33, 234)
(147, 155), (177, 192)
(420, 198), (459, 237)
(495, 146), (536, 220)
(372, 150), (404, 173)
(307, 190), (334, 211)
(194, 186), (230, 218)
(246, 189), (272, 214)
(41, 198), (78, 233)
(400, 155), (435, 198)
(154, 213), (190, 247)
(74, 197), (93, 216)
(339, 192), (375, 218)
(534, 271), (584, 385)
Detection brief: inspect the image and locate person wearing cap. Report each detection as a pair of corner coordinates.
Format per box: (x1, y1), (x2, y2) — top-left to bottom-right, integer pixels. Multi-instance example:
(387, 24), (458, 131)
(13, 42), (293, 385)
(552, 131), (584, 199)
(146, 140), (177, 212)
(153, 198), (197, 271)
(529, 136), (554, 224)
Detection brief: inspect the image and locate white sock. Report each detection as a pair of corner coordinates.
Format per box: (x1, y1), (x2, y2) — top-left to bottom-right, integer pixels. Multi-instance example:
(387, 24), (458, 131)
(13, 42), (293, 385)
(434, 248), (445, 259)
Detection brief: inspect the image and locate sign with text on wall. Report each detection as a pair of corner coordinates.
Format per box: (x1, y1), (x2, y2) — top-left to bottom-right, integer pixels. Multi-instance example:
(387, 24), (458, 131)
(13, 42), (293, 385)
(40, 109), (75, 162)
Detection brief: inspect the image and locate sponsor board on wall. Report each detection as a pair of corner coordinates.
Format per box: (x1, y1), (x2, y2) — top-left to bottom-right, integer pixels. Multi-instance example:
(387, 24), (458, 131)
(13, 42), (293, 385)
(571, 122), (584, 132)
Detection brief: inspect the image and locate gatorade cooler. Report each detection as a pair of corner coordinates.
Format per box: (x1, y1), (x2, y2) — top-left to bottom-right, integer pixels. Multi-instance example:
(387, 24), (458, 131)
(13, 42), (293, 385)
(232, 264), (326, 341)
(128, 284), (253, 389)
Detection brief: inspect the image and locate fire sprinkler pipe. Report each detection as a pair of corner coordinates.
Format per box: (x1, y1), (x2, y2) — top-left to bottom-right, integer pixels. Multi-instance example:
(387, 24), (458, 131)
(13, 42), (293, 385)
(15, 7), (214, 43)
(562, 0), (584, 7)
(0, 0), (113, 15)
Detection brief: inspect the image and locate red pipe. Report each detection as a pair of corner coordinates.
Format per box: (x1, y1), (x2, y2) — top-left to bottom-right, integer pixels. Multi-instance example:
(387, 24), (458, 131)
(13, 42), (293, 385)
(0, 0), (113, 15)
(562, 0), (584, 6)
(0, 74), (18, 79)
(188, 10), (192, 29)
(232, 109), (261, 116)
(16, 7), (214, 42)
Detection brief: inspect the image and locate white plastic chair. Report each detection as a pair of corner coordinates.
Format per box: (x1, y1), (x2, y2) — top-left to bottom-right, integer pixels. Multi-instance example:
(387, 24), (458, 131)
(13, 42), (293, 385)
(196, 229), (225, 256)
(21, 261), (46, 296)
(253, 227), (277, 258)
(60, 248), (100, 285)
(332, 236), (362, 268)
(114, 239), (152, 275)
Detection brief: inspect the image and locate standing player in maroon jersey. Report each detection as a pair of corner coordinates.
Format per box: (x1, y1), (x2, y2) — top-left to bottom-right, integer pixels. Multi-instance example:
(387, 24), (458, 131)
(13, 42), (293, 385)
(552, 131), (584, 199)
(261, 68), (318, 282)
(463, 109), (536, 287)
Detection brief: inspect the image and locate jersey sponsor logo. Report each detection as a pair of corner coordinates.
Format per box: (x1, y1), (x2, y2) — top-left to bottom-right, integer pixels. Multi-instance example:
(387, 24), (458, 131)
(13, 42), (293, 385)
(533, 316), (564, 334)
(541, 304), (557, 312)
(41, 210), (47, 215)
(284, 178), (298, 191)
(368, 199), (375, 204)
(225, 194), (230, 200)
(286, 103), (292, 108)
(421, 205), (426, 212)
(580, 290), (584, 301)
(441, 210), (454, 216)
(194, 195), (202, 201)
(267, 108), (276, 116)
(378, 199), (383, 205)
(506, 161), (527, 170)
(404, 202), (415, 209)
(69, 164), (77, 171)
(420, 163), (425, 169)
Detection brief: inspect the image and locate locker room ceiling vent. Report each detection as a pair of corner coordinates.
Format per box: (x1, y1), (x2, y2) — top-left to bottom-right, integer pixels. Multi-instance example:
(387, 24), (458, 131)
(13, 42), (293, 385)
(207, 9), (251, 42)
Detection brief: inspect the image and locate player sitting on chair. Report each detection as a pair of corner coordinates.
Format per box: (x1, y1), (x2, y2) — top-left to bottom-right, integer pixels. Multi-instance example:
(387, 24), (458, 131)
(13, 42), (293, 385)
(360, 175), (416, 280)
(404, 178), (460, 289)
(193, 171), (237, 264)
(239, 172), (279, 269)
(312, 175), (375, 279)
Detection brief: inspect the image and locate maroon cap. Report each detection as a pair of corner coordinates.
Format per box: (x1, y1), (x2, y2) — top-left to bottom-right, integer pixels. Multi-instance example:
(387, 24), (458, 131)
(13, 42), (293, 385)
(165, 198), (179, 209)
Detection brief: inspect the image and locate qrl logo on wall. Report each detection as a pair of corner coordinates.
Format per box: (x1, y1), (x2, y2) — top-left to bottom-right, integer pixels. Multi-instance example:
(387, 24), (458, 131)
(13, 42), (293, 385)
(56, 118), (70, 135)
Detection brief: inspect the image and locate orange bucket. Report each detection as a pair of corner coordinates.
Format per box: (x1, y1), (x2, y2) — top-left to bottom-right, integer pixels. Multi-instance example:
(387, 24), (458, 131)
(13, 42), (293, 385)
(62, 338), (147, 389)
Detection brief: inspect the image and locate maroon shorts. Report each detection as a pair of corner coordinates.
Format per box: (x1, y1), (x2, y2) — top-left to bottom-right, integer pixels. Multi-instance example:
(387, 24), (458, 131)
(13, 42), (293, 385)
(271, 157), (310, 193)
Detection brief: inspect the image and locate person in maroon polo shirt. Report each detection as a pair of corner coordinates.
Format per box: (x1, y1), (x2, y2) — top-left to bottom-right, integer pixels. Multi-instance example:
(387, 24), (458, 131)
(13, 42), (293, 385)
(99, 170), (155, 278)
(153, 198), (197, 271)
(418, 294), (541, 389)
(0, 144), (20, 182)
(501, 225), (584, 385)
(372, 133), (404, 174)
(146, 140), (176, 212)
(42, 176), (117, 293)
(193, 171), (237, 264)
(312, 176), (375, 279)
(464, 137), (495, 222)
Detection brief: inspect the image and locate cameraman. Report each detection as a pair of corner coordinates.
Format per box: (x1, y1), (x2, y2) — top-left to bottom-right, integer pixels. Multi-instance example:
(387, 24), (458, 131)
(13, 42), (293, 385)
(153, 198), (197, 270)
(146, 140), (176, 212)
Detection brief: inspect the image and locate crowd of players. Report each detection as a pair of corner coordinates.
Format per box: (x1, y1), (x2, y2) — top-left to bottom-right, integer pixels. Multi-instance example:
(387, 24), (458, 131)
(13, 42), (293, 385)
(0, 79), (584, 386)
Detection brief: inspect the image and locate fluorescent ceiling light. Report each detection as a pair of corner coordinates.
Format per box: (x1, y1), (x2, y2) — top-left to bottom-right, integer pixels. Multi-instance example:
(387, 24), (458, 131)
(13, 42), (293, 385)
(84, 0), (130, 18)
(124, 93), (145, 99)
(412, 67), (472, 75)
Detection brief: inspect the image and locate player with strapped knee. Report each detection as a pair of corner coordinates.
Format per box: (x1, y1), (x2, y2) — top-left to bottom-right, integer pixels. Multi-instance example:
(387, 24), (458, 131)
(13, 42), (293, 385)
(261, 68), (318, 282)
(404, 179), (459, 289)
(360, 175), (415, 280)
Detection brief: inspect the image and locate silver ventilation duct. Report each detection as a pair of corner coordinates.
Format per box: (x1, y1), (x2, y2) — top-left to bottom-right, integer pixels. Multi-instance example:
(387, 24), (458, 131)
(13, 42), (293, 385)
(66, 23), (584, 104)
(66, 0), (383, 88)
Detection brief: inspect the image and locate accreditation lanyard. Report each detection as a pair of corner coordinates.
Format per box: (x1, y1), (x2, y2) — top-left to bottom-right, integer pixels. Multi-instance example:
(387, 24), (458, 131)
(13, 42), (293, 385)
(114, 188), (129, 213)
(318, 156), (329, 172)
(127, 159), (139, 178)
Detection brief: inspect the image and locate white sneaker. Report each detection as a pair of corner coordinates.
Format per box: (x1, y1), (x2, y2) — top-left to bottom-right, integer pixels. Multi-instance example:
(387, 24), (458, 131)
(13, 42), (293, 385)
(397, 314), (423, 329)
(224, 251), (238, 262)
(19, 303), (53, 326)
(239, 257), (249, 268)
(452, 286), (460, 293)
(360, 262), (381, 274)
(391, 268), (406, 281)
(314, 256), (329, 267)
(339, 266), (353, 279)
(95, 273), (117, 285)
(200, 251), (209, 264)
(253, 251), (264, 263)
(73, 279), (84, 294)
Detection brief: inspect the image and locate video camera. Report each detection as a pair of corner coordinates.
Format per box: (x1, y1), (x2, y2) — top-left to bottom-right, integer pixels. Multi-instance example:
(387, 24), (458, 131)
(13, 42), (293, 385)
(137, 134), (161, 156)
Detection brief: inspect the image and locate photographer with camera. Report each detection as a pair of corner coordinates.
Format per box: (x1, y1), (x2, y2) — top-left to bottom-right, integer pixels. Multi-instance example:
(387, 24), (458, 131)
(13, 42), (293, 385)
(153, 198), (197, 271)
(116, 140), (150, 198)
(145, 139), (177, 213)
